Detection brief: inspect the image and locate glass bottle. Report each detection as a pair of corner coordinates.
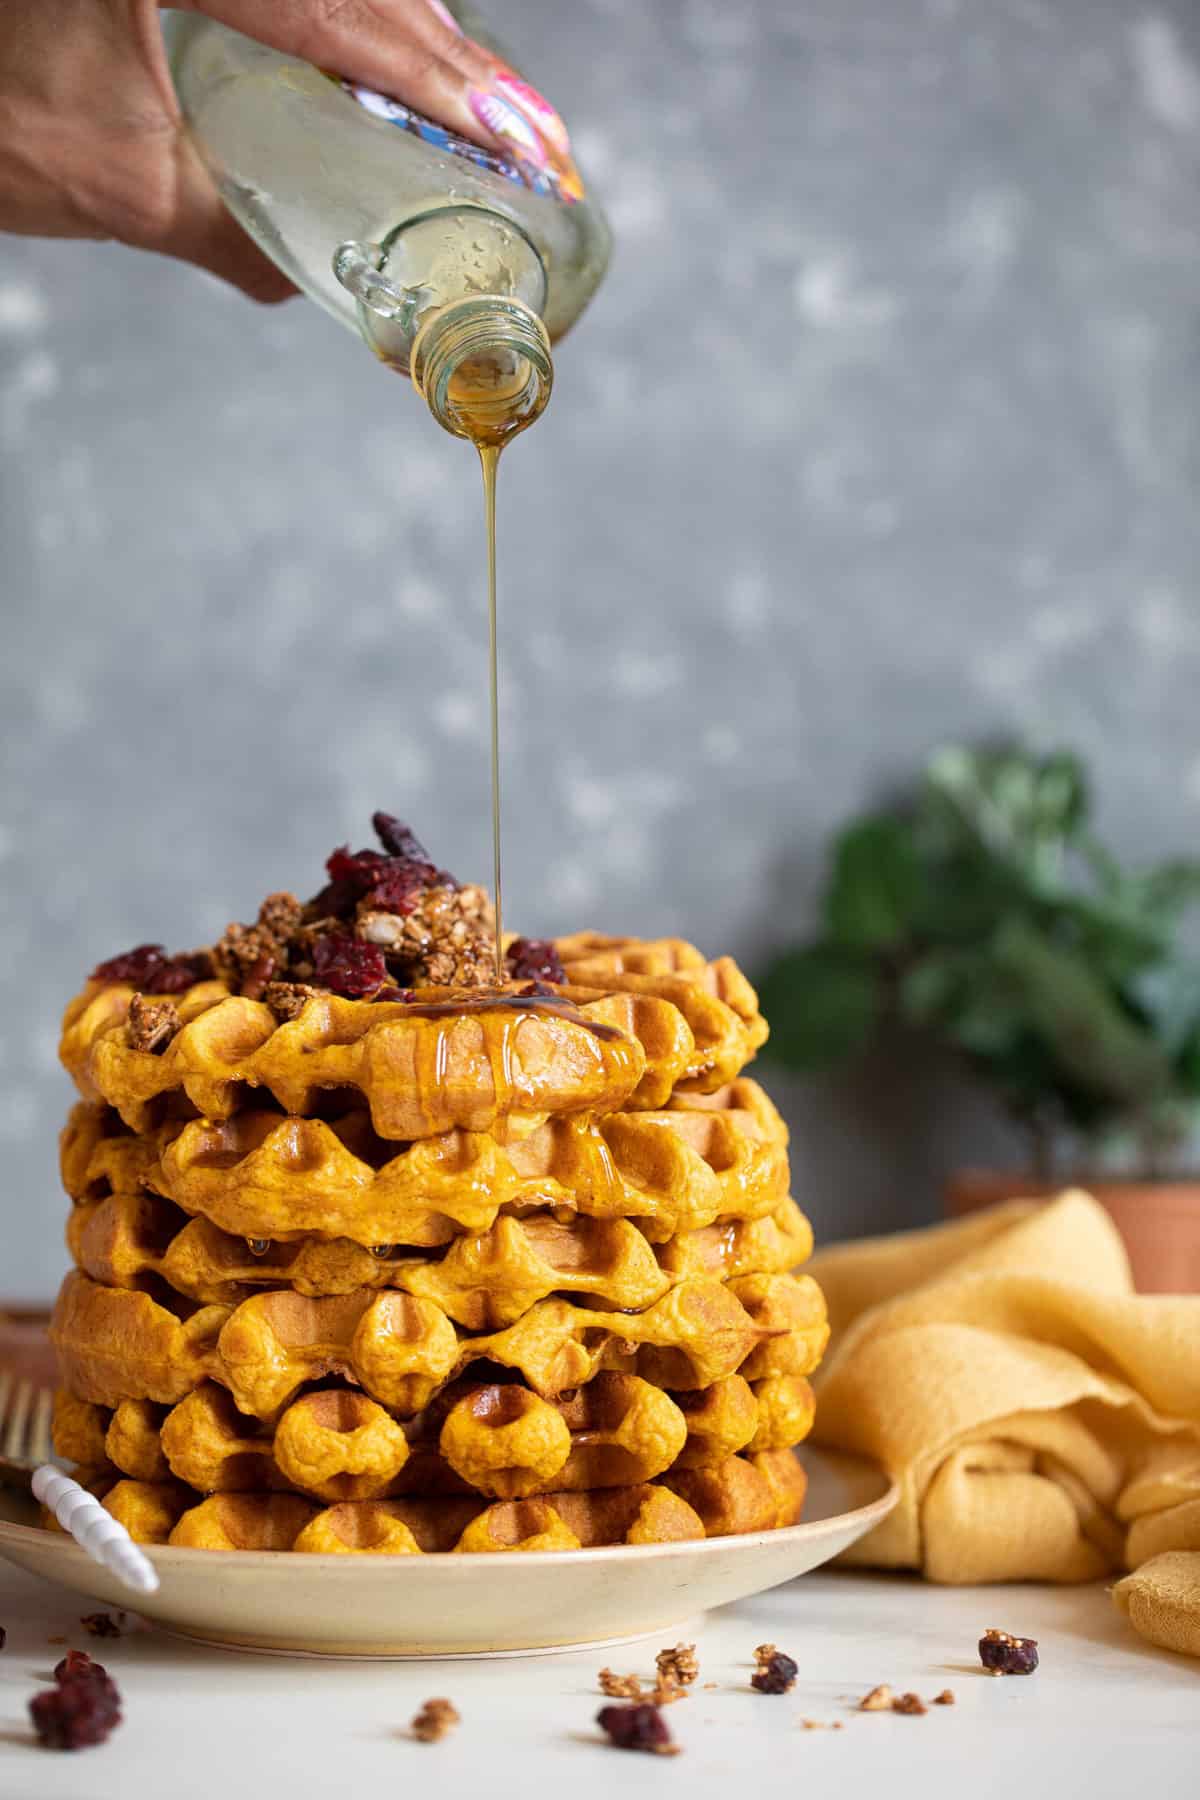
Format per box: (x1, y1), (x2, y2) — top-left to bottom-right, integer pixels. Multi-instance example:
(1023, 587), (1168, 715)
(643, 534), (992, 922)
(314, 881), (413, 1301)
(165, 4), (610, 440)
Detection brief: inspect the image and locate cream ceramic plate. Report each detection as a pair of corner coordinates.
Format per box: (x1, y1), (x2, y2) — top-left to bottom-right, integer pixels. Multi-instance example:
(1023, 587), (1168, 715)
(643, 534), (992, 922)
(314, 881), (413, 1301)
(0, 1447), (895, 1658)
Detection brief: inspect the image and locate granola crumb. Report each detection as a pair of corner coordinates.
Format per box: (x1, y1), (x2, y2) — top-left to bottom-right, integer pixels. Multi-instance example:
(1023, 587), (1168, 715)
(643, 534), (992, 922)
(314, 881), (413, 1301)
(933, 1689), (955, 1705)
(411, 1698), (459, 1743)
(212, 891), (303, 992)
(893, 1692), (927, 1716)
(858, 1684), (894, 1712)
(598, 1667), (686, 1707)
(80, 1612), (124, 1639)
(124, 992), (180, 1054)
(702, 1682), (718, 1692)
(358, 882), (496, 986)
(598, 1669), (646, 1701)
(655, 1644), (698, 1688)
(263, 980), (321, 1023)
(46, 1636), (67, 1646)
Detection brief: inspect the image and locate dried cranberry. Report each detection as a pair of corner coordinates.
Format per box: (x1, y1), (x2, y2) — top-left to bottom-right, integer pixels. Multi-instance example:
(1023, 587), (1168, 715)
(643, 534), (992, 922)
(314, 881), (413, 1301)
(372, 813), (431, 863)
(507, 938), (566, 983)
(376, 985), (415, 1004)
(143, 953), (210, 994)
(596, 1703), (674, 1754)
(91, 943), (167, 985)
(368, 861), (436, 914)
(32, 1652), (122, 1750)
(91, 944), (206, 993)
(751, 1651), (798, 1694)
(979, 1630), (1038, 1675)
(310, 933), (387, 998)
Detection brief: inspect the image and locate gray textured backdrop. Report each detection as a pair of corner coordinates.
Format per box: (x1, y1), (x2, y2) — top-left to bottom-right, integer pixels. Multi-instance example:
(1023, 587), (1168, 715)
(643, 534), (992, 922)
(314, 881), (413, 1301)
(5, 0), (1200, 1296)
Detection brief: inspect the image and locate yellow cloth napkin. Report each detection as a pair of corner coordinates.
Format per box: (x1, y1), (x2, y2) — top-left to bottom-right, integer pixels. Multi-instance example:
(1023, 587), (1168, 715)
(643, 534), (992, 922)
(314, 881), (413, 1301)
(807, 1190), (1200, 1658)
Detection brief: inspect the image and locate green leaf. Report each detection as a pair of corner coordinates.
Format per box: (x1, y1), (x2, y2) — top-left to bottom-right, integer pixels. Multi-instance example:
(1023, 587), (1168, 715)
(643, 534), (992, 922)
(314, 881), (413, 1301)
(757, 945), (882, 1070)
(989, 917), (1171, 1106)
(899, 950), (1026, 1058)
(824, 817), (921, 949)
(923, 745), (1088, 883)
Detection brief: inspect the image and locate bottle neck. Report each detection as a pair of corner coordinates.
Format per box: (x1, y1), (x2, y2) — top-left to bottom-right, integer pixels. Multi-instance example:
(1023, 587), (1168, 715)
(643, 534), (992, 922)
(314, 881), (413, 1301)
(410, 295), (553, 446)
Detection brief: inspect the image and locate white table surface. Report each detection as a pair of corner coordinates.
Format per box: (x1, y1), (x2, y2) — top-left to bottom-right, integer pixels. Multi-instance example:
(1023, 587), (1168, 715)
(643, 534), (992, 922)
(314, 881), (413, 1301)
(0, 1558), (1195, 1799)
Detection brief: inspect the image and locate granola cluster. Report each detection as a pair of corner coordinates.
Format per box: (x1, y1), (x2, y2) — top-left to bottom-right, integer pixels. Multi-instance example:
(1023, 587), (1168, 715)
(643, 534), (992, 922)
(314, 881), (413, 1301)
(95, 814), (508, 1016)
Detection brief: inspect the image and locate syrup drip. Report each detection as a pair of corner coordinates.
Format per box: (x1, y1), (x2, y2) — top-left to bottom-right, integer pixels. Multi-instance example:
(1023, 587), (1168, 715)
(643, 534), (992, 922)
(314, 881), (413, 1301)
(246, 1237), (272, 1257)
(479, 443), (504, 985)
(398, 993), (622, 1043)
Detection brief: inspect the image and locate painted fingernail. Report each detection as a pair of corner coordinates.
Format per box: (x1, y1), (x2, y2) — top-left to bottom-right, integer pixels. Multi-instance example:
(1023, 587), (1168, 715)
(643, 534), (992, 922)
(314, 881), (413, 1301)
(425, 0), (464, 34)
(469, 86), (550, 167)
(490, 70), (572, 159)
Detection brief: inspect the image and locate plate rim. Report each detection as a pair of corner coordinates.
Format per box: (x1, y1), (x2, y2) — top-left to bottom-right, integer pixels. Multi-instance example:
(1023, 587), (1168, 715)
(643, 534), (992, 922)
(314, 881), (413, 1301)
(0, 1446), (897, 1573)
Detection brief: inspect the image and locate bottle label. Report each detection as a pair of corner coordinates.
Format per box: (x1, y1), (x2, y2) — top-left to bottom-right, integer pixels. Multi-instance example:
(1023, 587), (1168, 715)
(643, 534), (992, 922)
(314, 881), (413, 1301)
(338, 81), (581, 204)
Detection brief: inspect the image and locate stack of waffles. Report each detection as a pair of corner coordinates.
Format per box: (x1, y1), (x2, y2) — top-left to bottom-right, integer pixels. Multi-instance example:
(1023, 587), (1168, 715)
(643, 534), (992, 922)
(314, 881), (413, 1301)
(48, 816), (829, 1555)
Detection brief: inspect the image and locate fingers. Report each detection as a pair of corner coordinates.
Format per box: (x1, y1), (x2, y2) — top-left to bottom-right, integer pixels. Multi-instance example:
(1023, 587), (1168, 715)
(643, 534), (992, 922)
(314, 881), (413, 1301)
(171, 0), (576, 178)
(173, 0), (495, 146)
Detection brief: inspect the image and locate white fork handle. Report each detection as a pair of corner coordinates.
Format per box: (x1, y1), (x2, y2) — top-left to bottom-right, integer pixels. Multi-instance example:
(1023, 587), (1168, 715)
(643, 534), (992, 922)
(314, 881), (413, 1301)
(32, 1466), (160, 1596)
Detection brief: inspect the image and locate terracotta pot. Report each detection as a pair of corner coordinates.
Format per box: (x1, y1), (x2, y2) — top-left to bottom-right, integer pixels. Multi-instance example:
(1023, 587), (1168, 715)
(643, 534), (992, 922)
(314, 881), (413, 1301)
(946, 1171), (1200, 1294)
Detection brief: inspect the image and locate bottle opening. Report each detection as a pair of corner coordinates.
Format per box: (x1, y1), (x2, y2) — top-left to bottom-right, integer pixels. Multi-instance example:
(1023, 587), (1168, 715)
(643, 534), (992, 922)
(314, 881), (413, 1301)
(410, 296), (553, 446)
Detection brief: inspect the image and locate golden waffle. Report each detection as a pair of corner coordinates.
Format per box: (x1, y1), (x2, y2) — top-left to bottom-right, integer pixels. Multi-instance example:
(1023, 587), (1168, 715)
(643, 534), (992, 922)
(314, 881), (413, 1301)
(80, 1459), (796, 1550)
(60, 954), (765, 1140)
(664, 1449), (808, 1535)
(66, 1181), (811, 1321)
(67, 1195), (676, 1320)
(554, 935), (768, 1083)
(61, 1361), (815, 1505)
(79, 1481), (709, 1551)
(727, 1272), (831, 1380)
(60, 1079), (790, 1251)
(50, 1269), (806, 1418)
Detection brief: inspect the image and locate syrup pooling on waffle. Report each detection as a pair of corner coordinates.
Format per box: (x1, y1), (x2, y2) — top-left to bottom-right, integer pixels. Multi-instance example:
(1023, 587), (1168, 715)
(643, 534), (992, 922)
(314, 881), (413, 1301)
(49, 813), (827, 1550)
(61, 1081), (791, 1250)
(65, 1183), (812, 1316)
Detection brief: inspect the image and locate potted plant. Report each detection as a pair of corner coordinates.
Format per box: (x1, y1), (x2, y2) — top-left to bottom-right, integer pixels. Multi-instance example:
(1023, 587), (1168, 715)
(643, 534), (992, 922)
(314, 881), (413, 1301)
(758, 743), (1200, 1291)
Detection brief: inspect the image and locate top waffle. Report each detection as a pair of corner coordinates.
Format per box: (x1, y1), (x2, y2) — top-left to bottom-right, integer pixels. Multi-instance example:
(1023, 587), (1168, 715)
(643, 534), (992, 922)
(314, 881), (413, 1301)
(62, 817), (767, 1139)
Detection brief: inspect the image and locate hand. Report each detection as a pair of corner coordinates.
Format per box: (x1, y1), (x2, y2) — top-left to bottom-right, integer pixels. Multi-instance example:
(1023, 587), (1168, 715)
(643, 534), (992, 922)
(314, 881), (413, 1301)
(0, 0), (573, 302)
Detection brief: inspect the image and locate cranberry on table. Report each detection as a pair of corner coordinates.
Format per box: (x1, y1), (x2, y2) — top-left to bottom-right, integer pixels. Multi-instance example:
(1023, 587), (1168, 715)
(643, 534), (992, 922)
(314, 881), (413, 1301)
(979, 1629), (1039, 1675)
(751, 1650), (798, 1694)
(596, 1702), (675, 1754)
(31, 1651), (122, 1751)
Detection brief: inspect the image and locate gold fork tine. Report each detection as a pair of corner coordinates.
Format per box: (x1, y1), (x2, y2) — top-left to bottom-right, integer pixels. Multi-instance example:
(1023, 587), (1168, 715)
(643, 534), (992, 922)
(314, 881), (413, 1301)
(2, 1379), (32, 1463)
(30, 1385), (55, 1466)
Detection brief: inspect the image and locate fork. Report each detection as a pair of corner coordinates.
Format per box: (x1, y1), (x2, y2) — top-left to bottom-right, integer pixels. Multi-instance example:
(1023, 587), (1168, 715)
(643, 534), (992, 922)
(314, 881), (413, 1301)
(0, 1370), (54, 1487)
(0, 1371), (159, 1594)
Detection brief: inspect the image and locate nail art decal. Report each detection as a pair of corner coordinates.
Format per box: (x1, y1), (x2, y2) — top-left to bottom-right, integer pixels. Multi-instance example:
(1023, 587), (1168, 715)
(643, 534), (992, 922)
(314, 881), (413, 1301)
(335, 75), (583, 204)
(491, 70), (572, 160)
(469, 85), (547, 165)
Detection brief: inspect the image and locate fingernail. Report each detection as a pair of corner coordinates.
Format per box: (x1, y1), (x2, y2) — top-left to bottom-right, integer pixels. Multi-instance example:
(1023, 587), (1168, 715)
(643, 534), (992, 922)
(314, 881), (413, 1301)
(469, 86), (550, 167)
(490, 70), (572, 160)
(425, 0), (464, 35)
